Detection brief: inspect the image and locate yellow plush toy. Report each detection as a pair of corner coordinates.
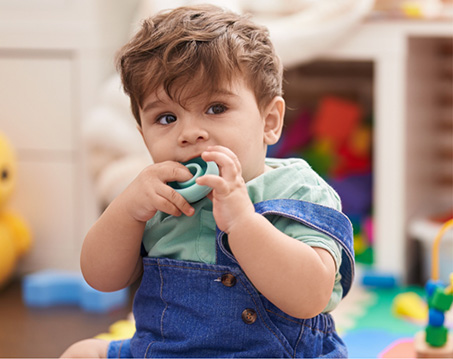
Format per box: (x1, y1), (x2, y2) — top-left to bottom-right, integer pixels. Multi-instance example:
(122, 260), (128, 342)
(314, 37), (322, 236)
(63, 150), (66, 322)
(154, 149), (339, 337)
(0, 132), (31, 288)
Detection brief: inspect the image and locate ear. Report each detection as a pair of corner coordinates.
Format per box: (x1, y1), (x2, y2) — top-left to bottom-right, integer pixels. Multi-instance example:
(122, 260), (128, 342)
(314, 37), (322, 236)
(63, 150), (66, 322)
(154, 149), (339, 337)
(263, 96), (285, 145)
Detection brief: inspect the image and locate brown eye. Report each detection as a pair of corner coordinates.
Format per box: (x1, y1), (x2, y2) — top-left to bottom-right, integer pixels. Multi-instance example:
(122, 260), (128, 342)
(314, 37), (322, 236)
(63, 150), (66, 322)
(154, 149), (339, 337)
(1, 168), (8, 181)
(207, 104), (227, 115)
(156, 114), (177, 125)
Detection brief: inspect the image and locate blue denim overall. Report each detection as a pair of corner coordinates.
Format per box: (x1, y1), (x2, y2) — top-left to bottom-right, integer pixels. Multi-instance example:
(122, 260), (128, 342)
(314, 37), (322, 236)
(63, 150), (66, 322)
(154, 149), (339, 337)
(108, 199), (355, 358)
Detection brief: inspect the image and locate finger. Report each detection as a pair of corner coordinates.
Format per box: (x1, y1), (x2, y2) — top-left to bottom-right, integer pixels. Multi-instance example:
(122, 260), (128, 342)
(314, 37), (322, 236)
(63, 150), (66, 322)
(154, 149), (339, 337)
(209, 146), (242, 174)
(141, 163), (195, 217)
(205, 145), (236, 158)
(201, 150), (240, 181)
(204, 146), (241, 172)
(158, 161), (194, 183)
(196, 175), (230, 196)
(150, 191), (182, 217)
(158, 185), (195, 217)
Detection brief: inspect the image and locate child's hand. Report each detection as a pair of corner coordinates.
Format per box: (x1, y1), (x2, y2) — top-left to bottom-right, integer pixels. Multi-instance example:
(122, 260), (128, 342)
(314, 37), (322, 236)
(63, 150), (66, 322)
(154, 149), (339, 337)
(197, 146), (255, 233)
(121, 161), (195, 222)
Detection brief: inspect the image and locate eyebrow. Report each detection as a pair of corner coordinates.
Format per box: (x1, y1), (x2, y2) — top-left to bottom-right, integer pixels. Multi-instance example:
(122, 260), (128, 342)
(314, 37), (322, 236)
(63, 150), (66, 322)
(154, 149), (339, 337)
(211, 88), (243, 101)
(210, 89), (237, 97)
(142, 100), (164, 113)
(142, 88), (239, 113)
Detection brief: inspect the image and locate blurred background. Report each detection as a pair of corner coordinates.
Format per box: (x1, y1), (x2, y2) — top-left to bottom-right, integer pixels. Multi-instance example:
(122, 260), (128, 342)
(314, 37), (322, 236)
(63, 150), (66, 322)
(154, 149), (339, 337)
(0, 0), (452, 357)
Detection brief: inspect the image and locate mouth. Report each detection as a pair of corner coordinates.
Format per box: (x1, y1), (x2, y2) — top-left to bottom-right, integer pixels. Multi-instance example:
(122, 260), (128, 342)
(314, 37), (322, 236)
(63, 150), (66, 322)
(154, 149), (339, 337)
(180, 153), (204, 164)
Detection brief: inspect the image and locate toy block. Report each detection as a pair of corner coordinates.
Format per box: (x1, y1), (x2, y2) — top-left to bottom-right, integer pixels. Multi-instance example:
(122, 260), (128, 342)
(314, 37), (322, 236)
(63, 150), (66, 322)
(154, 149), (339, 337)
(393, 292), (427, 322)
(353, 233), (368, 255)
(346, 125), (372, 158)
(425, 280), (444, 299)
(22, 269), (129, 313)
(415, 331), (453, 358)
(425, 325), (448, 347)
(80, 279), (129, 313)
(361, 270), (398, 288)
(355, 246), (374, 265)
(428, 308), (445, 327)
(429, 287), (453, 312)
(312, 96), (362, 147)
(301, 140), (335, 177)
(332, 144), (371, 177)
(22, 270), (82, 306)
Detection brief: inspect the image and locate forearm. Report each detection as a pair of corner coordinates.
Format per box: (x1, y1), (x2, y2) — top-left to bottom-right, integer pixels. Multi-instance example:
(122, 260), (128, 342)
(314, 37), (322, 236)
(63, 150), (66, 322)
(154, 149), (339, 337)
(228, 213), (336, 319)
(81, 196), (145, 292)
(197, 147), (336, 318)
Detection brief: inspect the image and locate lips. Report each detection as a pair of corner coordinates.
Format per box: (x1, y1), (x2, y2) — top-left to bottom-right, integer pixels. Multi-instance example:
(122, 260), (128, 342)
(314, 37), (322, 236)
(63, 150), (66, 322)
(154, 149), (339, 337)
(180, 152), (205, 164)
(180, 155), (201, 164)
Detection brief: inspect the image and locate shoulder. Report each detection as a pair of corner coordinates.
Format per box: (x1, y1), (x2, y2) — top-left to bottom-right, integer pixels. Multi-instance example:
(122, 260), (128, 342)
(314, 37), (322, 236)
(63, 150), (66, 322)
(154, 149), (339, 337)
(248, 158), (342, 211)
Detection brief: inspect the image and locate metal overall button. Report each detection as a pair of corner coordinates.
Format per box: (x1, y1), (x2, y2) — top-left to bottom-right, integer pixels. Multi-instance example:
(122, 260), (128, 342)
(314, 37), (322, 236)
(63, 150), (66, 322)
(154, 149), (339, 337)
(221, 273), (236, 287)
(242, 308), (257, 324)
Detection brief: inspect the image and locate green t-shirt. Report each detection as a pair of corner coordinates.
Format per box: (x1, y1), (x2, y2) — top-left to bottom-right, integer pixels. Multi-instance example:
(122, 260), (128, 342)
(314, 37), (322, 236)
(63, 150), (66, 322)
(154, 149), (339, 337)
(143, 158), (343, 312)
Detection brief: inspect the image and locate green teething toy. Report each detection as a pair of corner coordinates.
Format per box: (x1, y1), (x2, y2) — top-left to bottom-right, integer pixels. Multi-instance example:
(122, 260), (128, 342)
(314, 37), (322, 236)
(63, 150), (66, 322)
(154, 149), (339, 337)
(169, 157), (219, 203)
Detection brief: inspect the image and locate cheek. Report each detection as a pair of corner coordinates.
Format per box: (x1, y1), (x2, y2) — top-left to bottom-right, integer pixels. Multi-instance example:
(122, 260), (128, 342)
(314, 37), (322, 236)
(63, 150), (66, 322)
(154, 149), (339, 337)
(142, 135), (167, 163)
(147, 146), (167, 163)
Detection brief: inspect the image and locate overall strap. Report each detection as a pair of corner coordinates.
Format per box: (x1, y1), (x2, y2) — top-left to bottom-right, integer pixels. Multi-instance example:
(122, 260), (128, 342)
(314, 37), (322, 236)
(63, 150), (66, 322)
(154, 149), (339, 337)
(216, 199), (355, 298)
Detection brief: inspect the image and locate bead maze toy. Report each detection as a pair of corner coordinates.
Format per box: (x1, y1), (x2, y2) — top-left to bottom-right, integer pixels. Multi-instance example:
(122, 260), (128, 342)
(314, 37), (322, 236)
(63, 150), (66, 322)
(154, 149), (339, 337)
(414, 218), (453, 358)
(22, 269), (129, 313)
(168, 157), (219, 203)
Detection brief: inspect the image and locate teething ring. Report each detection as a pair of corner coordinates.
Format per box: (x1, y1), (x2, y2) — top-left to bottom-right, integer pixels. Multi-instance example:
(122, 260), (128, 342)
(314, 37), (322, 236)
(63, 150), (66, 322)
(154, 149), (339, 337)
(169, 157), (219, 203)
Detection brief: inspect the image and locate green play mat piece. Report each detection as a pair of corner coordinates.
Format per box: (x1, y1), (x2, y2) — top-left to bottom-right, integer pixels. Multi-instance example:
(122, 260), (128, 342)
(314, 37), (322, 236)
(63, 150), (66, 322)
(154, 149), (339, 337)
(353, 286), (426, 335)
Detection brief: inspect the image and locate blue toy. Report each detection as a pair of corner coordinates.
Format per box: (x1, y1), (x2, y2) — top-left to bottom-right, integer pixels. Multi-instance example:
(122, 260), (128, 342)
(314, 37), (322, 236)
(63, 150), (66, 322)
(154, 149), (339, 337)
(361, 269), (398, 288)
(168, 157), (219, 203)
(22, 269), (129, 313)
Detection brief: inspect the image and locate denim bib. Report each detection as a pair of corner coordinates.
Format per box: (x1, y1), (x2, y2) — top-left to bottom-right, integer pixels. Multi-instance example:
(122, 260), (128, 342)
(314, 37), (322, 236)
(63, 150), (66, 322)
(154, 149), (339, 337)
(108, 199), (354, 358)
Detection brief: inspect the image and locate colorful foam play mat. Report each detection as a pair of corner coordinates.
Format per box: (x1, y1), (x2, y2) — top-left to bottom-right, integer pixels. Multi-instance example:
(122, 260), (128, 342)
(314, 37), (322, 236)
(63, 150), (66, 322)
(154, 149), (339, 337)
(331, 282), (452, 358)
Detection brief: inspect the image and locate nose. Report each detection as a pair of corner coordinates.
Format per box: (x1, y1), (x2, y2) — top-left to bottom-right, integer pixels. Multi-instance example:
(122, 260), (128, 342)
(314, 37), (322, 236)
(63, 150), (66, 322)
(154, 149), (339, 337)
(178, 118), (209, 146)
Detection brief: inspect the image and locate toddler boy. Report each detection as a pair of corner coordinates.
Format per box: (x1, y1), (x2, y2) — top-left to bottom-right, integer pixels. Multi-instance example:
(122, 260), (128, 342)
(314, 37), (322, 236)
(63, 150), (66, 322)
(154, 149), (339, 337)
(62, 4), (354, 358)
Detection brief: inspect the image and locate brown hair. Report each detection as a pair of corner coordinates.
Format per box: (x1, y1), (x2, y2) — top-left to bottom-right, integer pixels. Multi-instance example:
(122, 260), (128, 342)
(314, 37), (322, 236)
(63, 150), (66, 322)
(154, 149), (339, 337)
(116, 4), (283, 125)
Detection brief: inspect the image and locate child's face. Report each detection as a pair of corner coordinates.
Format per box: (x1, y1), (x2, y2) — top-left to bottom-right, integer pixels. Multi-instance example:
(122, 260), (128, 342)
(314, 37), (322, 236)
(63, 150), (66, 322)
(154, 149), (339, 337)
(138, 76), (281, 182)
